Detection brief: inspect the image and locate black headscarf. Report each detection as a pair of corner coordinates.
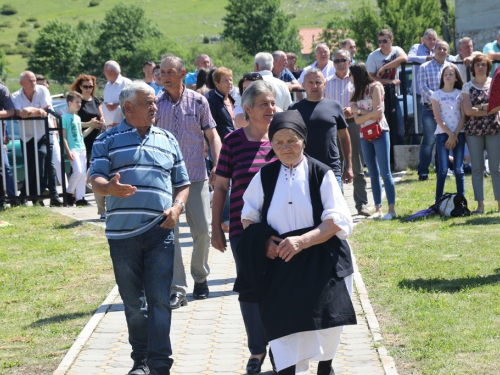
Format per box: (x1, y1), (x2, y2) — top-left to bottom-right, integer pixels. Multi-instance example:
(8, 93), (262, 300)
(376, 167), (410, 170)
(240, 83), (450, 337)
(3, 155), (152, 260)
(266, 110), (308, 161)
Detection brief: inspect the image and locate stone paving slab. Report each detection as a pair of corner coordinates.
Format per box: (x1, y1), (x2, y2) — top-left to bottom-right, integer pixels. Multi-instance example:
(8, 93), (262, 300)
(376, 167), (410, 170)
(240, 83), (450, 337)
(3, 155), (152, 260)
(52, 177), (401, 375)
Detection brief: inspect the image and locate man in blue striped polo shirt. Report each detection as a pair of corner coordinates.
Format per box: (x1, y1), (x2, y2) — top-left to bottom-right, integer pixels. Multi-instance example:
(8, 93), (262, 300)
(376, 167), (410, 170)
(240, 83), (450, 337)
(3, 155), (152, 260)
(90, 81), (190, 375)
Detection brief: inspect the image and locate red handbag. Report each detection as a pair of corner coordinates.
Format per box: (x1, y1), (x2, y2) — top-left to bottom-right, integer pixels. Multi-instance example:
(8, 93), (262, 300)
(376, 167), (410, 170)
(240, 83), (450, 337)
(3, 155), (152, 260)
(360, 122), (382, 141)
(487, 67), (500, 115)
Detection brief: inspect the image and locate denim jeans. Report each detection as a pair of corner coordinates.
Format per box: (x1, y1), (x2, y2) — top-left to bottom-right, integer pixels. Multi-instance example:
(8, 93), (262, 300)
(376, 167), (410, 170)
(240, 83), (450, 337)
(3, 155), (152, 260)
(417, 105), (438, 176)
(108, 225), (175, 370)
(1, 146), (16, 198)
(435, 133), (465, 201)
(230, 235), (267, 355)
(360, 131), (396, 206)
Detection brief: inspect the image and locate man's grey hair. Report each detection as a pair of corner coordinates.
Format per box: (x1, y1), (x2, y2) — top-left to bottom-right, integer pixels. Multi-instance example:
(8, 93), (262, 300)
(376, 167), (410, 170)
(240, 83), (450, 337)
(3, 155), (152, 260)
(241, 80), (275, 121)
(254, 52), (274, 71)
(333, 49), (351, 61)
(105, 60), (121, 74)
(161, 54), (185, 71)
(304, 68), (324, 79)
(340, 38), (355, 48)
(315, 42), (329, 52)
(458, 37), (473, 47)
(423, 28), (437, 39)
(119, 81), (155, 115)
(19, 71), (34, 81)
(272, 50), (286, 60)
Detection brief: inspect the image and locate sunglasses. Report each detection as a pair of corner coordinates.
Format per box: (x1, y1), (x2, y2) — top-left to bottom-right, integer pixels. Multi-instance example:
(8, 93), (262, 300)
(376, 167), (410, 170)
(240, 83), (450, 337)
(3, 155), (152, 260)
(243, 72), (263, 80)
(81, 85), (94, 89)
(333, 58), (348, 64)
(378, 39), (389, 44)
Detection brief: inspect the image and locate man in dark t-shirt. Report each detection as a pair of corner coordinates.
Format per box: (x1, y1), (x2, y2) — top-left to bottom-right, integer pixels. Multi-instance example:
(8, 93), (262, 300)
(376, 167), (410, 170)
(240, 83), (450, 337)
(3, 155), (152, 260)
(289, 68), (353, 189)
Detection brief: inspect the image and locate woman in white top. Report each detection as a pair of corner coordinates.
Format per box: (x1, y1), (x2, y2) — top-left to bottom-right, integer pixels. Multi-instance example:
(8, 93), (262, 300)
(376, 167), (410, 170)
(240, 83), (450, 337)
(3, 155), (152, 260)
(240, 110), (356, 374)
(431, 64), (466, 202)
(349, 62), (396, 220)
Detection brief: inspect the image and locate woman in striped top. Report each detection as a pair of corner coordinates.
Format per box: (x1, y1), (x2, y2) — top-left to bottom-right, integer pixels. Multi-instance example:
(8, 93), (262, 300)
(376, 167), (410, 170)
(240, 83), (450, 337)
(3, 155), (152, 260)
(212, 80), (277, 374)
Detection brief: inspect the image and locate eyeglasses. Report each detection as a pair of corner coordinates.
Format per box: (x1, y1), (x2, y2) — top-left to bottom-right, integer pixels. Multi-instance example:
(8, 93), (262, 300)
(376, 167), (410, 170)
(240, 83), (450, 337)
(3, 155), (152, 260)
(154, 72), (161, 76)
(378, 39), (389, 44)
(81, 85), (94, 89)
(243, 72), (263, 81)
(333, 58), (348, 64)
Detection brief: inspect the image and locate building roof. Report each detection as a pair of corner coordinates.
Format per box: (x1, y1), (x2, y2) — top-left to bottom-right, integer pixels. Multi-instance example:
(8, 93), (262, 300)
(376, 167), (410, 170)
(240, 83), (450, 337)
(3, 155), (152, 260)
(299, 28), (324, 55)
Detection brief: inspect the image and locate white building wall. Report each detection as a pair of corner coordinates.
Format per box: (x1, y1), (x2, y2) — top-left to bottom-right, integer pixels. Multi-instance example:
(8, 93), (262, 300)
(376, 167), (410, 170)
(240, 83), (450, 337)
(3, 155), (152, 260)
(455, 0), (498, 50)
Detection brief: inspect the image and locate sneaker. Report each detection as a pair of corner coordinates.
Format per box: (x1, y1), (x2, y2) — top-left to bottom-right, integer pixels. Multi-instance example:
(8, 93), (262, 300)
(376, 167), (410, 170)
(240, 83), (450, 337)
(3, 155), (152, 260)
(66, 193), (75, 206)
(193, 280), (209, 300)
(150, 367), (170, 375)
(129, 359), (149, 375)
(75, 198), (90, 206)
(418, 174), (429, 181)
(99, 214), (106, 222)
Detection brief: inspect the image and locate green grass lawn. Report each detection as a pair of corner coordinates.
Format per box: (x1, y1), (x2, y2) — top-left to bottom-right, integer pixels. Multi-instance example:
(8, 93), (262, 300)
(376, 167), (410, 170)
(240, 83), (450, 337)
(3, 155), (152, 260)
(351, 171), (500, 375)
(1, 0), (363, 81)
(0, 207), (114, 375)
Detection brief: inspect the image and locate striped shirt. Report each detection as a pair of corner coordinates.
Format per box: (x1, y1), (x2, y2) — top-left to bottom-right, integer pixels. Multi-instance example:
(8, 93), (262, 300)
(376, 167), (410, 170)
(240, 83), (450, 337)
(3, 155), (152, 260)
(90, 120), (190, 239)
(408, 43), (434, 95)
(324, 72), (351, 107)
(215, 128), (277, 238)
(417, 58), (452, 104)
(155, 87), (216, 182)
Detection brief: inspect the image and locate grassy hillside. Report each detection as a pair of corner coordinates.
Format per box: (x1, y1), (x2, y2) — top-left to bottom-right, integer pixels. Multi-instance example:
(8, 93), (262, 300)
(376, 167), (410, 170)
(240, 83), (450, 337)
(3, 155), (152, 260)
(1, 0), (361, 87)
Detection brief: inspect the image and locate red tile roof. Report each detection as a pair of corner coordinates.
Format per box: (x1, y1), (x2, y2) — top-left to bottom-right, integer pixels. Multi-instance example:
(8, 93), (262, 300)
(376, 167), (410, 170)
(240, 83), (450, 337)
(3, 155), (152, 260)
(299, 28), (324, 55)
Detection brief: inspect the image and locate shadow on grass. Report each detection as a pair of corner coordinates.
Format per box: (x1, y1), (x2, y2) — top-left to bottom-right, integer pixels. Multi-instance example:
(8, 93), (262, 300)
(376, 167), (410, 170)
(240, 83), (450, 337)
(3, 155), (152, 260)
(55, 221), (85, 229)
(449, 216), (500, 226)
(26, 311), (92, 328)
(398, 268), (500, 293)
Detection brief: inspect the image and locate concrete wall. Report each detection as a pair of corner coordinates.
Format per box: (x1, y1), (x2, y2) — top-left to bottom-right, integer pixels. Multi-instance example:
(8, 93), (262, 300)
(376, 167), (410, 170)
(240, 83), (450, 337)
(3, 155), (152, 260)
(455, 0), (498, 50)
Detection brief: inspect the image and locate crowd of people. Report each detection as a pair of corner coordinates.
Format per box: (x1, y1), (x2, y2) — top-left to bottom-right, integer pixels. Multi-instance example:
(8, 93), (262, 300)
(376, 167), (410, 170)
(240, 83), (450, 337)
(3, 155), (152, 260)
(1, 26), (500, 375)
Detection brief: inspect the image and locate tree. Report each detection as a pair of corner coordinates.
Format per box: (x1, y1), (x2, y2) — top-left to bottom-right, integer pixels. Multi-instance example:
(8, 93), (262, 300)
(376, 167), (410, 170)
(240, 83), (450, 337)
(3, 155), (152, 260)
(95, 4), (165, 77)
(321, 0), (446, 61)
(27, 21), (84, 82)
(222, 0), (301, 56)
(0, 49), (7, 80)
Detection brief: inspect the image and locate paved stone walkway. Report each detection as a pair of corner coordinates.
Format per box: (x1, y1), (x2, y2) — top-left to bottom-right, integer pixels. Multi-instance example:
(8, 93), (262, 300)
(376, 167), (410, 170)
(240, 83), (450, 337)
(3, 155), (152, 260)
(51, 179), (400, 375)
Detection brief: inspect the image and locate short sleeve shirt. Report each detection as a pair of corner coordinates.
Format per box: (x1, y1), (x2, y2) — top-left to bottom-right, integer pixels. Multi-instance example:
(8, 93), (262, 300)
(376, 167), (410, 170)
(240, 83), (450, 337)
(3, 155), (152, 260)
(366, 46), (405, 80)
(155, 87), (216, 182)
(62, 113), (85, 150)
(289, 99), (347, 176)
(11, 85), (52, 142)
(90, 121), (190, 239)
(277, 68), (297, 83)
(430, 89), (463, 134)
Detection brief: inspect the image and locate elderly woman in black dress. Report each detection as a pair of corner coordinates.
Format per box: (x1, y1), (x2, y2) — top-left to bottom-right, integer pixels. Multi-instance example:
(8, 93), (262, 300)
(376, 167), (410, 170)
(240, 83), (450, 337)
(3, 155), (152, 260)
(236, 110), (356, 374)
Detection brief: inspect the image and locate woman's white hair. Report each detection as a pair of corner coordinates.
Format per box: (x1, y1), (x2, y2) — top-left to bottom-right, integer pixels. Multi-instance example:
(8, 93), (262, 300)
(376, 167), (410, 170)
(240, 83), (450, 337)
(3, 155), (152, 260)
(241, 80), (275, 121)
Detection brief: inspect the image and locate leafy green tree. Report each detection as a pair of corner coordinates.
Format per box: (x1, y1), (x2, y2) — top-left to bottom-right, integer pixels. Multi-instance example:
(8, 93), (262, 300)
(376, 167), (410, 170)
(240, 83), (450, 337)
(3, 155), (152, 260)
(27, 21), (83, 82)
(0, 49), (7, 79)
(222, 0), (301, 56)
(321, 0), (448, 61)
(96, 4), (165, 77)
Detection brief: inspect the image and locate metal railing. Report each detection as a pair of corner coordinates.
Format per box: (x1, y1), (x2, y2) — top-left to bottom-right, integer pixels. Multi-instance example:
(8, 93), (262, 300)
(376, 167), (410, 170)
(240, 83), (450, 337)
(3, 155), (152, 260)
(1, 115), (68, 205)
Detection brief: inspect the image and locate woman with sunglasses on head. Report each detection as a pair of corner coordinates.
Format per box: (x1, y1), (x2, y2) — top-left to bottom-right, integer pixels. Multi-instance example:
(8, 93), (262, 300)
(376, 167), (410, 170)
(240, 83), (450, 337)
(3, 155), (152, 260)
(462, 54), (500, 214)
(70, 74), (105, 217)
(234, 73), (263, 128)
(349, 62), (397, 220)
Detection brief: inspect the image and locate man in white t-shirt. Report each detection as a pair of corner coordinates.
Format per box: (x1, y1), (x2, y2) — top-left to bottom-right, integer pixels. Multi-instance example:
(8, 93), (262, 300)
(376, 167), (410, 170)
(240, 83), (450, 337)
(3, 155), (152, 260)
(366, 29), (408, 145)
(103, 61), (131, 126)
(12, 71), (62, 206)
(254, 52), (292, 110)
(298, 43), (336, 85)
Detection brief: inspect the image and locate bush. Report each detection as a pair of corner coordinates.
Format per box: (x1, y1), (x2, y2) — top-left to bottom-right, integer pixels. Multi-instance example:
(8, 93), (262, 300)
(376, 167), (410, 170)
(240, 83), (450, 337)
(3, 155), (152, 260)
(0, 4), (17, 15)
(18, 31), (28, 38)
(33, 22), (41, 29)
(20, 21), (27, 27)
(88, 0), (100, 7)
(0, 21), (12, 28)
(203, 35), (210, 44)
(26, 17), (37, 22)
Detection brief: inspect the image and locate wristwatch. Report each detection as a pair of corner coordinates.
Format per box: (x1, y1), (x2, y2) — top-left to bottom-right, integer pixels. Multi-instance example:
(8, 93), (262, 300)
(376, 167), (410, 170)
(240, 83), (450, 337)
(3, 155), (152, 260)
(357, 108), (361, 115)
(173, 199), (185, 213)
